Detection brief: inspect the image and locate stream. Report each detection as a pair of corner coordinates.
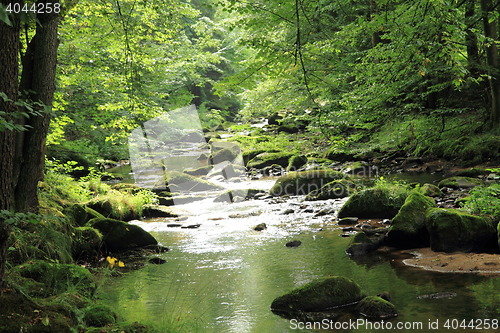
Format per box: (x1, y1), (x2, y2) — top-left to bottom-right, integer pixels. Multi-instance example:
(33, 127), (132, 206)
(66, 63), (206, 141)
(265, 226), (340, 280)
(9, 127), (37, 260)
(97, 173), (500, 332)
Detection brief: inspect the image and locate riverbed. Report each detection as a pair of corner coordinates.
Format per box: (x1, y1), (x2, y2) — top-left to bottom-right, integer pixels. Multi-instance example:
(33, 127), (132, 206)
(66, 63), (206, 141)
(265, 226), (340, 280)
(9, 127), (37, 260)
(96, 175), (500, 333)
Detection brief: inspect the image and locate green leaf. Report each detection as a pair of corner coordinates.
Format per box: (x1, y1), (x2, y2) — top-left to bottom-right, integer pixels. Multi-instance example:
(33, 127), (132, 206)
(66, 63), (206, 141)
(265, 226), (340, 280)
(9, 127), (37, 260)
(0, 4), (12, 26)
(42, 316), (50, 326)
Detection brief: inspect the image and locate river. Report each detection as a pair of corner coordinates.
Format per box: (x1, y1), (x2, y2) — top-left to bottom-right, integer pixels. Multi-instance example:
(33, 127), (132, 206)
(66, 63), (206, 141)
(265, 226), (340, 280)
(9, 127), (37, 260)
(97, 172), (500, 333)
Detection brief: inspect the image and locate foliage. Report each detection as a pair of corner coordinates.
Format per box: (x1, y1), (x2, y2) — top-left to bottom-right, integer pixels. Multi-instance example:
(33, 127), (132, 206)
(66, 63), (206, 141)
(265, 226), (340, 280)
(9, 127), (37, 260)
(462, 184), (500, 221)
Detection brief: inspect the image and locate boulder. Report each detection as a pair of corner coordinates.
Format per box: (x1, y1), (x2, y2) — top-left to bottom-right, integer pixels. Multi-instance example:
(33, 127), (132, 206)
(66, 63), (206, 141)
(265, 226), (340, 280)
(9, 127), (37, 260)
(277, 125), (299, 134)
(346, 232), (385, 256)
(270, 276), (365, 313)
(267, 112), (283, 125)
(243, 149), (267, 166)
(338, 188), (407, 219)
(270, 170), (349, 196)
(142, 205), (179, 218)
(437, 177), (483, 190)
(386, 192), (435, 248)
(254, 223), (267, 231)
(180, 131), (204, 143)
(183, 165), (213, 176)
(64, 204), (88, 227)
(247, 152), (295, 169)
(286, 155), (308, 172)
(154, 171), (224, 192)
(211, 148), (240, 164)
(425, 208), (496, 252)
(86, 199), (113, 218)
(88, 218), (158, 252)
(72, 227), (102, 259)
(356, 296), (398, 319)
(305, 179), (356, 201)
(418, 183), (443, 197)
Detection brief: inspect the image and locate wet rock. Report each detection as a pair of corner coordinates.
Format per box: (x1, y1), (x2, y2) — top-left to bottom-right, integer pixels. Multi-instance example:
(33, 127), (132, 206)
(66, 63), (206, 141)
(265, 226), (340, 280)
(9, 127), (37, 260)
(254, 223), (267, 231)
(281, 209), (295, 215)
(142, 205), (178, 218)
(386, 192), (435, 249)
(267, 112), (283, 125)
(183, 165), (213, 176)
(338, 217), (359, 225)
(425, 208), (496, 253)
(168, 223), (182, 227)
(247, 152), (295, 169)
(338, 187), (407, 219)
(345, 232), (385, 256)
(378, 291), (391, 302)
(356, 296), (398, 319)
(286, 240), (302, 247)
(270, 276), (365, 313)
(181, 224), (201, 229)
(233, 196), (245, 203)
(437, 176), (483, 190)
(153, 171), (224, 192)
(148, 257), (167, 265)
(197, 152), (209, 160)
(305, 179), (356, 201)
(314, 209), (335, 217)
(270, 170), (350, 196)
(418, 183), (444, 197)
(342, 227), (356, 232)
(88, 218), (158, 252)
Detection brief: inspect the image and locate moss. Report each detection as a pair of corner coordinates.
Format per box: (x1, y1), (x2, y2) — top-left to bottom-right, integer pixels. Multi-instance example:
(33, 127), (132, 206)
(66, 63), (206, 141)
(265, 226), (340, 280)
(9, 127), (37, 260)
(356, 296), (398, 319)
(286, 155), (308, 172)
(338, 187), (408, 219)
(63, 204), (88, 227)
(156, 171), (224, 192)
(456, 168), (489, 177)
(305, 179), (356, 201)
(110, 183), (145, 194)
(86, 199), (113, 218)
(243, 149), (267, 166)
(270, 170), (349, 196)
(72, 227), (102, 259)
(88, 218), (157, 252)
(270, 276), (365, 313)
(418, 183), (443, 197)
(437, 176), (483, 190)
(387, 192), (435, 248)
(84, 206), (105, 220)
(83, 305), (116, 327)
(247, 152), (295, 169)
(425, 208), (496, 252)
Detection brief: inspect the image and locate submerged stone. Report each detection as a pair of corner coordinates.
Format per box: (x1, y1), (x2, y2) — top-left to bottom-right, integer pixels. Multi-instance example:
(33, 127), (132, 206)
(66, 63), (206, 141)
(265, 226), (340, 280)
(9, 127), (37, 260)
(346, 232), (385, 256)
(387, 192), (435, 249)
(425, 208), (496, 253)
(356, 296), (398, 319)
(270, 276), (365, 313)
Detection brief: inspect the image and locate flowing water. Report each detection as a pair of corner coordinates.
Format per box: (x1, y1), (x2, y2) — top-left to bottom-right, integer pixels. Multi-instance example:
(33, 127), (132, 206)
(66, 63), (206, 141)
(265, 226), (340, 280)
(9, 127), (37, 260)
(99, 169), (500, 332)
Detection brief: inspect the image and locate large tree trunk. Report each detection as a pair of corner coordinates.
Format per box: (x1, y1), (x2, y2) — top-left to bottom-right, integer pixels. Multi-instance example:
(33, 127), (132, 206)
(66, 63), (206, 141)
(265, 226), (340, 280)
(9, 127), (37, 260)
(13, 0), (60, 213)
(0, 0), (21, 292)
(465, 0), (479, 70)
(481, 0), (500, 124)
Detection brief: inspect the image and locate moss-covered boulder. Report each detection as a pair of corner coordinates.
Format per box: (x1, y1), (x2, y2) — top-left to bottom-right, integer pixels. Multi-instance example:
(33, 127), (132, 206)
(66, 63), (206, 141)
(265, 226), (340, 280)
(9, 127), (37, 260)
(155, 171), (224, 192)
(211, 148), (240, 164)
(386, 192), (435, 248)
(286, 155), (308, 172)
(438, 176), (483, 190)
(88, 218), (157, 252)
(243, 149), (267, 166)
(270, 170), (349, 196)
(356, 296), (398, 319)
(271, 276), (365, 313)
(338, 187), (408, 219)
(305, 179), (356, 201)
(72, 227), (102, 259)
(183, 165), (213, 176)
(110, 183), (145, 194)
(83, 305), (117, 327)
(64, 204), (88, 227)
(425, 208), (496, 252)
(346, 232), (385, 256)
(13, 260), (95, 297)
(418, 183), (444, 197)
(84, 206), (105, 220)
(247, 152), (295, 169)
(86, 199), (113, 218)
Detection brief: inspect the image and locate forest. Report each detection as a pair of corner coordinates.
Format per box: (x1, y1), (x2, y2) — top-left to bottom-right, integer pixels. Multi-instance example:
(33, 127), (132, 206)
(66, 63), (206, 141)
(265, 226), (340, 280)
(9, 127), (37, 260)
(1, 0), (500, 332)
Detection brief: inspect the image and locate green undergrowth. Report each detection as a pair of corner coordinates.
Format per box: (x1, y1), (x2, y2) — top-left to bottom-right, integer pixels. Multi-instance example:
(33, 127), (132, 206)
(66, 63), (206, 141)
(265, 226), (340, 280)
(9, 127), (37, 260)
(460, 183), (500, 222)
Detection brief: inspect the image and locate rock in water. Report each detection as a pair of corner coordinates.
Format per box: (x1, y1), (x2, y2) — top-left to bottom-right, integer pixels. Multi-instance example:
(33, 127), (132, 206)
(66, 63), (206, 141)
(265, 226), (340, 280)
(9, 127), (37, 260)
(356, 296), (398, 319)
(148, 258), (167, 265)
(285, 240), (302, 247)
(271, 276), (365, 313)
(254, 223), (267, 231)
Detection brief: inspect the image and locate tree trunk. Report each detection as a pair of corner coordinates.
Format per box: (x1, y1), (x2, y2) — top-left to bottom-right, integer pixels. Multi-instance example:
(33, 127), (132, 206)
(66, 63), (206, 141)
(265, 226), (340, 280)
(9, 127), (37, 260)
(0, 0), (20, 292)
(13, 0), (60, 213)
(466, 0), (479, 70)
(481, 0), (500, 124)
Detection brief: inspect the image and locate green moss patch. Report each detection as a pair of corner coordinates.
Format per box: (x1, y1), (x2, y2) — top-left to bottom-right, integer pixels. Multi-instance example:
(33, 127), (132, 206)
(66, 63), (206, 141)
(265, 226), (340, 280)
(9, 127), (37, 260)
(84, 305), (117, 327)
(305, 179), (356, 201)
(438, 176), (483, 190)
(270, 276), (365, 313)
(338, 187), (408, 219)
(356, 296), (398, 319)
(418, 183), (443, 197)
(247, 152), (295, 169)
(387, 192), (435, 248)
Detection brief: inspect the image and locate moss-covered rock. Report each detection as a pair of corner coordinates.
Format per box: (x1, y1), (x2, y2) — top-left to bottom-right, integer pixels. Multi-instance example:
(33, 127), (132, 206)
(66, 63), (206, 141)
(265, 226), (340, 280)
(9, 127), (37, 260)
(338, 187), (408, 219)
(286, 155), (308, 172)
(13, 261), (95, 297)
(438, 176), (483, 190)
(84, 206), (105, 221)
(110, 183), (145, 194)
(154, 171), (224, 192)
(270, 276), (365, 313)
(305, 179), (356, 201)
(183, 165), (214, 176)
(211, 148), (240, 164)
(142, 205), (179, 218)
(83, 305), (117, 327)
(270, 170), (349, 196)
(386, 192), (435, 248)
(356, 296), (398, 319)
(64, 204), (88, 227)
(346, 232), (385, 255)
(418, 183), (444, 197)
(243, 149), (267, 166)
(86, 199), (113, 218)
(247, 152), (295, 169)
(88, 218), (157, 252)
(425, 208), (496, 252)
(456, 168), (489, 177)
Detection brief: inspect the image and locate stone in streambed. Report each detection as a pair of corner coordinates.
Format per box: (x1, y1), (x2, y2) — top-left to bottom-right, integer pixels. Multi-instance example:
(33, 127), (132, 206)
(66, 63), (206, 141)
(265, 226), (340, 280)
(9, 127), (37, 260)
(286, 240), (302, 247)
(356, 296), (398, 319)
